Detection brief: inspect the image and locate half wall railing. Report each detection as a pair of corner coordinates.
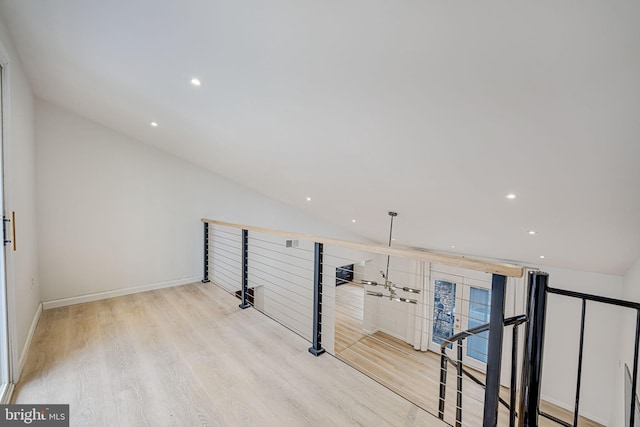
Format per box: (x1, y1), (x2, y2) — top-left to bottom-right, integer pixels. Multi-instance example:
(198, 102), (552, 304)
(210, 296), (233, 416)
(199, 218), (639, 427)
(201, 218), (528, 426)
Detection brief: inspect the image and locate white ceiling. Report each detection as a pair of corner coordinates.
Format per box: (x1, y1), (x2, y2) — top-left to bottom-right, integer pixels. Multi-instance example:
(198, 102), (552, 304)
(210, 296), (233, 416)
(1, 1), (639, 276)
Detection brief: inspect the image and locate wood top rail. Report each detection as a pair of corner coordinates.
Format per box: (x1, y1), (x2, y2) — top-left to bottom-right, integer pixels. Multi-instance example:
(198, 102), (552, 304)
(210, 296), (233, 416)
(202, 219), (524, 278)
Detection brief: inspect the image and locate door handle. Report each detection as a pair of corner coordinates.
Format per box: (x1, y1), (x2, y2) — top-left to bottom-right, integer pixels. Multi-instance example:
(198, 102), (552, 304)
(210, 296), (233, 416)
(2, 211), (15, 251)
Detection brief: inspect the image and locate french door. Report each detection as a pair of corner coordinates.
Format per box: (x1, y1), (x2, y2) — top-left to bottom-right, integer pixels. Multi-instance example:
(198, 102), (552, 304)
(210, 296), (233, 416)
(460, 279), (492, 370)
(428, 273), (492, 371)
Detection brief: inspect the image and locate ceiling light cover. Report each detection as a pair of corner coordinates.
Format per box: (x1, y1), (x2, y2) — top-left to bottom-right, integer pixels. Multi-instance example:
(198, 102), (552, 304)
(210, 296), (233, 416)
(191, 78), (202, 86)
(150, 122), (158, 127)
(506, 194), (517, 199)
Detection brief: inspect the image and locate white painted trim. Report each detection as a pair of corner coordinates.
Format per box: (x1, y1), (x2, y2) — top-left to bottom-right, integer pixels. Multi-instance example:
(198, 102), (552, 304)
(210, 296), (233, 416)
(0, 35), (15, 400)
(0, 382), (14, 404)
(42, 276), (202, 310)
(16, 303), (41, 382)
(377, 327), (409, 343)
(541, 393), (607, 426)
(361, 326), (379, 336)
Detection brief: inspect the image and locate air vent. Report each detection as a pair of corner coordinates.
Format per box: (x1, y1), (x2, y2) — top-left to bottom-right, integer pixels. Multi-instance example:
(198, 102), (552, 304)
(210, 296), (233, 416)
(285, 239), (299, 248)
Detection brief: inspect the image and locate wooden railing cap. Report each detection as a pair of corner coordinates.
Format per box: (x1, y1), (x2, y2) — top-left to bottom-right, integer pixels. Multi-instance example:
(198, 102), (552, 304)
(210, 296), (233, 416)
(201, 218), (524, 278)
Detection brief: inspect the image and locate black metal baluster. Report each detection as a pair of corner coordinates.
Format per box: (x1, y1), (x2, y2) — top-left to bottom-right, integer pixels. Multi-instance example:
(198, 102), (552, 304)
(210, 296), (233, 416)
(510, 324), (519, 427)
(456, 340), (463, 427)
(202, 222), (210, 283)
(239, 229), (250, 309)
(518, 271), (549, 427)
(308, 242), (325, 356)
(439, 348), (448, 420)
(483, 274), (507, 427)
(631, 309), (640, 427)
(573, 299), (586, 427)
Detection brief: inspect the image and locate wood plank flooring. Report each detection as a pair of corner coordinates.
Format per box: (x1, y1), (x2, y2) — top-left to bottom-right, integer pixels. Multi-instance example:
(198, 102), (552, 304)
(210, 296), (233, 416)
(12, 282), (447, 427)
(334, 283), (604, 427)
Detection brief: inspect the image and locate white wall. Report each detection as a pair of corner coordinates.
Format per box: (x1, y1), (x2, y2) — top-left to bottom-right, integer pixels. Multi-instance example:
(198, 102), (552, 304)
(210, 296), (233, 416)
(35, 100), (364, 303)
(0, 16), (40, 382)
(363, 255), (418, 341)
(539, 265), (624, 426)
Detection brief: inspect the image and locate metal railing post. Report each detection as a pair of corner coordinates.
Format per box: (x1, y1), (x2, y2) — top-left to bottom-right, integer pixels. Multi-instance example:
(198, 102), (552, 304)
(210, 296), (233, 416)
(308, 242), (325, 356)
(483, 273), (507, 427)
(518, 271), (549, 427)
(456, 340), (463, 427)
(573, 299), (587, 426)
(631, 309), (640, 427)
(439, 349), (448, 420)
(239, 229), (251, 309)
(202, 222), (210, 283)
(510, 324), (519, 427)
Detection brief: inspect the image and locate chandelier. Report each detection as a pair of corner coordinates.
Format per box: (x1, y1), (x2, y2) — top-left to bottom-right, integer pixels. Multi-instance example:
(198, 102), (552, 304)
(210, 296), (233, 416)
(362, 211), (421, 304)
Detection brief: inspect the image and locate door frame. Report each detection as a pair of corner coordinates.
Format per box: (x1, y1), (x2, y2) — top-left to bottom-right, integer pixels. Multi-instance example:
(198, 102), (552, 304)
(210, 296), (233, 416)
(0, 41), (14, 403)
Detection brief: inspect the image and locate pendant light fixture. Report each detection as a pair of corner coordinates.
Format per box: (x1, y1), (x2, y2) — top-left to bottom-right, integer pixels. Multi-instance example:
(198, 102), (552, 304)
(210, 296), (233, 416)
(362, 211), (421, 304)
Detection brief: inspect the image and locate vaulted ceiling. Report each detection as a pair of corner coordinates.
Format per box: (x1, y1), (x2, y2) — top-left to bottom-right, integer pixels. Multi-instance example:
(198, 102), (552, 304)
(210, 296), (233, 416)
(1, 1), (639, 275)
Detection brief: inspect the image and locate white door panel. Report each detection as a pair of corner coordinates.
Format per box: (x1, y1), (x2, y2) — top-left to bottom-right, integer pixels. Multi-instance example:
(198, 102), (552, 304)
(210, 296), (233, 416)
(428, 269), (493, 371)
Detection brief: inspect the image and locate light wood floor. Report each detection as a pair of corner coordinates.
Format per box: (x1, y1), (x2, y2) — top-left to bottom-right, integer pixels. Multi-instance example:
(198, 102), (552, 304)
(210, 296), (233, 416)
(334, 283), (603, 427)
(13, 282), (447, 426)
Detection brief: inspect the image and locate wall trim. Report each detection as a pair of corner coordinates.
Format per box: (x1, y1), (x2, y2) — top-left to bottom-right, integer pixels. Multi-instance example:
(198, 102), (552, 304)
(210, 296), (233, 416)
(42, 276), (201, 310)
(0, 382), (14, 404)
(540, 393), (607, 426)
(16, 302), (42, 382)
(361, 326), (379, 336)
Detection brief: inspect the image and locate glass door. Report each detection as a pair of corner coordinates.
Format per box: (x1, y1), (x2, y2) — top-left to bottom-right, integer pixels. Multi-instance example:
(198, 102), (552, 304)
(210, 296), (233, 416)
(460, 278), (492, 370)
(428, 273), (492, 372)
(429, 274), (463, 353)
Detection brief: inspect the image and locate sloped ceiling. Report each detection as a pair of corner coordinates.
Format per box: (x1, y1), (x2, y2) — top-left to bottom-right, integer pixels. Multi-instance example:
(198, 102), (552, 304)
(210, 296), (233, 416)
(1, 0), (639, 275)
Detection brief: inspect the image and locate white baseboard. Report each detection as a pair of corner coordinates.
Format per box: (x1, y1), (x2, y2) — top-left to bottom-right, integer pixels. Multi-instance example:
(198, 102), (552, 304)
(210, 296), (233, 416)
(541, 393), (607, 426)
(16, 302), (42, 382)
(361, 326), (379, 336)
(42, 276), (201, 310)
(377, 327), (410, 344)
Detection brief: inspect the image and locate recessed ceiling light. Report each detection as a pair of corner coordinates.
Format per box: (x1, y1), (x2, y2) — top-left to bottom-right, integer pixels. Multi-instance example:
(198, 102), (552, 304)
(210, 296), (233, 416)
(506, 193), (517, 200)
(306, 197), (311, 201)
(191, 78), (202, 87)
(539, 255), (545, 259)
(528, 230), (536, 235)
(450, 245), (456, 248)
(352, 219), (356, 223)
(150, 122), (158, 127)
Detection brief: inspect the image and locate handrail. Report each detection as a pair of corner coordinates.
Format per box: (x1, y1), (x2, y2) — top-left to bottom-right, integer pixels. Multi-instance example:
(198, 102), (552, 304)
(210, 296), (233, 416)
(548, 286), (640, 310)
(438, 314), (528, 426)
(202, 218), (524, 278)
(441, 315), (528, 350)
